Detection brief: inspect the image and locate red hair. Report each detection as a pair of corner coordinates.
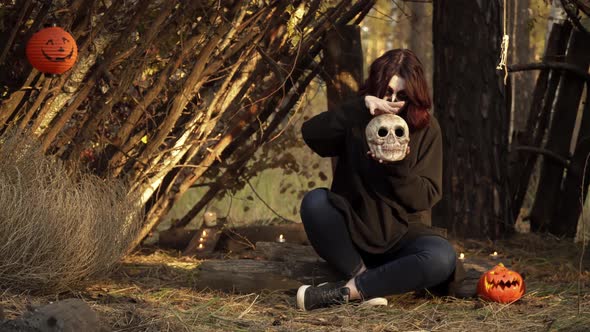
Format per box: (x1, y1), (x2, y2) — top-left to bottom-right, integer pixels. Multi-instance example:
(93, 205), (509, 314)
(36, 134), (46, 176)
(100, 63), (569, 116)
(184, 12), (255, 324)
(360, 49), (431, 131)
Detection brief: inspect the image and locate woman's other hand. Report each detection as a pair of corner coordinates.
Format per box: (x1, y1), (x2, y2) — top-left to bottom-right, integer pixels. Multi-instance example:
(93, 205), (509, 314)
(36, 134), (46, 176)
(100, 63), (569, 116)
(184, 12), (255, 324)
(364, 95), (405, 116)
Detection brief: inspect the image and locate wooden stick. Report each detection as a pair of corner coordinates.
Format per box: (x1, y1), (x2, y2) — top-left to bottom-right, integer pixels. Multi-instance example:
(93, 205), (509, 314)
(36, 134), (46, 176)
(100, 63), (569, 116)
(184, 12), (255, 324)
(508, 62), (590, 82)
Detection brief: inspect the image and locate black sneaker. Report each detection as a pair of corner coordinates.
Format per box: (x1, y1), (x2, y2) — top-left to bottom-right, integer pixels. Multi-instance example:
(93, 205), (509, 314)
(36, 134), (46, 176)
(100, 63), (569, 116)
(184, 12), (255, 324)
(316, 280), (347, 289)
(296, 282), (350, 311)
(318, 281), (388, 307)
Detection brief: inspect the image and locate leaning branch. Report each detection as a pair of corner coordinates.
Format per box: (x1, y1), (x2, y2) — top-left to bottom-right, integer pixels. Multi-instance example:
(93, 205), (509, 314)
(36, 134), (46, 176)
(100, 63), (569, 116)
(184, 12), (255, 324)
(573, 0), (590, 16)
(512, 145), (570, 167)
(0, 0), (32, 65)
(560, 0), (590, 39)
(508, 62), (590, 82)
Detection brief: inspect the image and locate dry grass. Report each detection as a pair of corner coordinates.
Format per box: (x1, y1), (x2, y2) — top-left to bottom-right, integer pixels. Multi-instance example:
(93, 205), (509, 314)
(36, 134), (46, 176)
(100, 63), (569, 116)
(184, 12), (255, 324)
(0, 233), (587, 331)
(0, 132), (143, 293)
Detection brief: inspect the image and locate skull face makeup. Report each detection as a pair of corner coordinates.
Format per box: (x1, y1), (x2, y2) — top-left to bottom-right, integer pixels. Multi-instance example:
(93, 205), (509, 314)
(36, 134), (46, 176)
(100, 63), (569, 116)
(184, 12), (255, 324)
(384, 75), (407, 102)
(365, 114), (410, 162)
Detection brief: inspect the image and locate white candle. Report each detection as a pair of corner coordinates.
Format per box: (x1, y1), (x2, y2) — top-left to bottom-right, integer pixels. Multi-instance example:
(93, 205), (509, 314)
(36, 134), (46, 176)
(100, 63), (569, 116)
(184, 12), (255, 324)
(459, 253), (465, 260)
(203, 211), (217, 227)
(278, 234), (285, 243)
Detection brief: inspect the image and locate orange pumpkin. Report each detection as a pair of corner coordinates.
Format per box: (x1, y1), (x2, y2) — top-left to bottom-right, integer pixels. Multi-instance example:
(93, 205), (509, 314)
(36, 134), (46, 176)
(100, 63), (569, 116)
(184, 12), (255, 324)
(477, 263), (525, 303)
(26, 27), (77, 74)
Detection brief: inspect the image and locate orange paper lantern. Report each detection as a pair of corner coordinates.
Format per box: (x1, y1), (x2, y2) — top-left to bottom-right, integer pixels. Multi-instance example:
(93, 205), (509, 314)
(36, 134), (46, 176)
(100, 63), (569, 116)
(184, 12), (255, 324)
(26, 27), (77, 74)
(477, 263), (526, 303)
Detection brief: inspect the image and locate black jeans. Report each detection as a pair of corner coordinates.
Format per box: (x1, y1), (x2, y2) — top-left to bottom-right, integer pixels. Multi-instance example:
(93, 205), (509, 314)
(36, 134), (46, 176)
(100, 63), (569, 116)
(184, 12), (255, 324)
(300, 188), (456, 299)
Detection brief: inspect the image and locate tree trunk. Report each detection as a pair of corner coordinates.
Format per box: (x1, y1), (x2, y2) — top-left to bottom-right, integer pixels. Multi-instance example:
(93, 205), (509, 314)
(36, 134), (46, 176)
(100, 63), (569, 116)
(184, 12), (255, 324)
(408, 1), (433, 91)
(509, 0), (534, 141)
(324, 25), (364, 112)
(323, 24), (364, 173)
(432, 0), (509, 238)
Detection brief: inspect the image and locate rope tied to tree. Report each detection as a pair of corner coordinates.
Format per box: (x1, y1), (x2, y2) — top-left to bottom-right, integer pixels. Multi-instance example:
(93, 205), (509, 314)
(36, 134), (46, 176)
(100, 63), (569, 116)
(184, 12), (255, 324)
(497, 34), (510, 84)
(497, 0), (510, 84)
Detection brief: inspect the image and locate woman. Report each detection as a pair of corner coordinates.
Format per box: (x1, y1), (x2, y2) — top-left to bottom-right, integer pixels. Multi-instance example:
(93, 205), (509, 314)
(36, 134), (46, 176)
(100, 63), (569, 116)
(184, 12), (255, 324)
(297, 49), (462, 311)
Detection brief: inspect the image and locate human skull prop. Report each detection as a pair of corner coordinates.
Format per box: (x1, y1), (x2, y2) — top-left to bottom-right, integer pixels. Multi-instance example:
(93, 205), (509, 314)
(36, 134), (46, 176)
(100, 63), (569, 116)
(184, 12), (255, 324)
(365, 114), (410, 162)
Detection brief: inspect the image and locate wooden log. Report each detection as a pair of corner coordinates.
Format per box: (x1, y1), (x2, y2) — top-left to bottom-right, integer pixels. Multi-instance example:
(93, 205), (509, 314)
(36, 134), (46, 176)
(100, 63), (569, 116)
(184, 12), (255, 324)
(158, 227), (197, 250)
(194, 241), (501, 298)
(250, 241), (324, 263)
(0, 299), (102, 332)
(158, 223), (309, 252)
(194, 259), (342, 293)
(194, 255), (498, 297)
(216, 223), (309, 253)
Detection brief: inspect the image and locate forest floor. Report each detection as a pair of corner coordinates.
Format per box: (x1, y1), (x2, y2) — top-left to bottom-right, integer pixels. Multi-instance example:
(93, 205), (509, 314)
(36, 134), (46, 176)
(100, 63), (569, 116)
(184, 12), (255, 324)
(0, 233), (589, 332)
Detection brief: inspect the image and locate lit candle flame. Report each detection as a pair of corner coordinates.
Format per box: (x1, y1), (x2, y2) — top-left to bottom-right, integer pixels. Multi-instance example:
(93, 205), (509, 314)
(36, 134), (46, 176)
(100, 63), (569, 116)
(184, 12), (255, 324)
(278, 234), (285, 243)
(459, 253), (465, 260)
(202, 230), (207, 237)
(198, 243), (204, 249)
(199, 237), (204, 242)
(493, 251), (498, 256)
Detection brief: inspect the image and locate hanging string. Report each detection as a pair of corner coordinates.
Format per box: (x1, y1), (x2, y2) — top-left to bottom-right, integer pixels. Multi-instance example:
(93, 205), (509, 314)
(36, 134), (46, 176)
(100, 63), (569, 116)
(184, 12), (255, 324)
(497, 0), (510, 85)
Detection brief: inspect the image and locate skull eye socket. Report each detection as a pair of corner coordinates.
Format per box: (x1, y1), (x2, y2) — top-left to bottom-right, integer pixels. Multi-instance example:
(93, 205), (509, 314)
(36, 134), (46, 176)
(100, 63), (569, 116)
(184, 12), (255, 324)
(378, 127), (389, 137)
(394, 127), (405, 137)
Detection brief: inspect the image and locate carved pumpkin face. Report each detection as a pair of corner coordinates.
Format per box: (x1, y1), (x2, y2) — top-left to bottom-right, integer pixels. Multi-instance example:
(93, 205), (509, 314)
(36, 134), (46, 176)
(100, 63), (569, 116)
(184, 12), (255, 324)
(26, 27), (78, 74)
(477, 263), (525, 303)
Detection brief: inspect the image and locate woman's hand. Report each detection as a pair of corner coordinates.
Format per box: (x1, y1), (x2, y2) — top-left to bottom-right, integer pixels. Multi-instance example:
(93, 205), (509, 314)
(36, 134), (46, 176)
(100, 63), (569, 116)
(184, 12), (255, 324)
(364, 95), (405, 116)
(367, 146), (411, 164)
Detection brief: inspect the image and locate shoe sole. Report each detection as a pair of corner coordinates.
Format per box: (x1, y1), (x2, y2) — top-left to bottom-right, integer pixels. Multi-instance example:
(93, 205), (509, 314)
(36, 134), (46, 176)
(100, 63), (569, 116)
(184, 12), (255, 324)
(297, 285), (311, 311)
(360, 297), (388, 307)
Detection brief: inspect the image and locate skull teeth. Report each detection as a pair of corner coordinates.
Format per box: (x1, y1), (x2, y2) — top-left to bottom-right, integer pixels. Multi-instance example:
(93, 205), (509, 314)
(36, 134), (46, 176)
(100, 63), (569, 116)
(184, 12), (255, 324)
(379, 145), (402, 151)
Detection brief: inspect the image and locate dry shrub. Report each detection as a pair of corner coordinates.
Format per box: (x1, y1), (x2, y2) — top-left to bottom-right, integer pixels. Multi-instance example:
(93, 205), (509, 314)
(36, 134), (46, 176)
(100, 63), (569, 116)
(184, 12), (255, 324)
(0, 132), (143, 293)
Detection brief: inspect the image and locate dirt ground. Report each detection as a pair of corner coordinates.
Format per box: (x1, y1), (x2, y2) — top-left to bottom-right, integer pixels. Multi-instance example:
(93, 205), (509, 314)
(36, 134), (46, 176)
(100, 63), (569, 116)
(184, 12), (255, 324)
(0, 233), (588, 332)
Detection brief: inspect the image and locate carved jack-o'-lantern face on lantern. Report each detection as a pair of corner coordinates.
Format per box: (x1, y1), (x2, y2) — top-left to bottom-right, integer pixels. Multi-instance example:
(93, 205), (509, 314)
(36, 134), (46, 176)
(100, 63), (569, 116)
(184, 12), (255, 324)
(26, 27), (78, 74)
(477, 263), (525, 303)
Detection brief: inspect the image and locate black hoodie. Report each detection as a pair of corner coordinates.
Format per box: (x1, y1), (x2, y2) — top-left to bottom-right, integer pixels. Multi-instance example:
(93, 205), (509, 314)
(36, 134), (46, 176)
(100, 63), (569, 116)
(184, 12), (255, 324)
(301, 97), (444, 254)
